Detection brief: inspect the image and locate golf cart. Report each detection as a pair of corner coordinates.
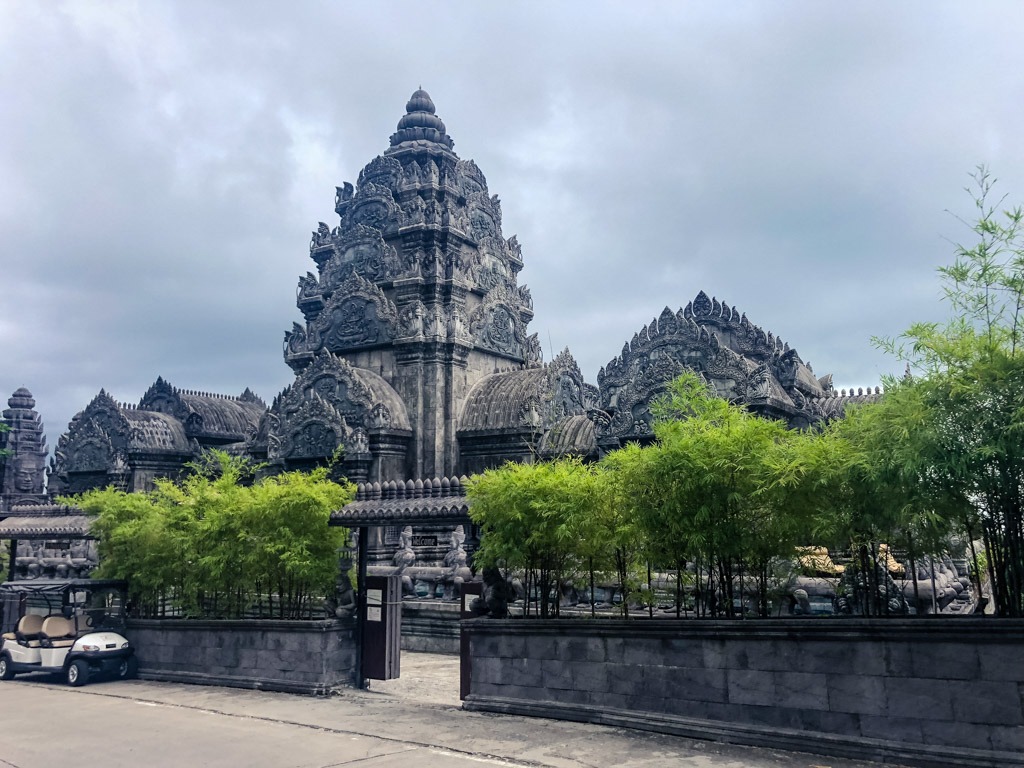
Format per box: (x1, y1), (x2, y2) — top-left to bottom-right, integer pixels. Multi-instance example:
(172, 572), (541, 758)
(0, 579), (136, 686)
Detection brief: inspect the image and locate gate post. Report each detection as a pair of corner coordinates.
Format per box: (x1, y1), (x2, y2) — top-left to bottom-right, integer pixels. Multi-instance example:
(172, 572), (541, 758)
(460, 581), (483, 700)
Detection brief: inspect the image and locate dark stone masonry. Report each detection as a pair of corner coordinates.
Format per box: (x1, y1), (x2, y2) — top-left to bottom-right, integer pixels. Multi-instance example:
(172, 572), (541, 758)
(462, 617), (1024, 768)
(124, 618), (357, 695)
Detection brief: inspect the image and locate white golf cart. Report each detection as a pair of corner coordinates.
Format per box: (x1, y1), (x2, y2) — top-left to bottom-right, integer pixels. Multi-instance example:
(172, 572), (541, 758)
(0, 579), (136, 686)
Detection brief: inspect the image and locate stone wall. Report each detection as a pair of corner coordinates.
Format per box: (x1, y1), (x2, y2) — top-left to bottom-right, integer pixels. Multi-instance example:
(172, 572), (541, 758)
(401, 601), (460, 654)
(462, 617), (1024, 768)
(125, 618), (357, 695)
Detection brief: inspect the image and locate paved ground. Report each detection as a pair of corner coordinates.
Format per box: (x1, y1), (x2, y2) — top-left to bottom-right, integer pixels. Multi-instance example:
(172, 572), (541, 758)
(0, 653), (907, 768)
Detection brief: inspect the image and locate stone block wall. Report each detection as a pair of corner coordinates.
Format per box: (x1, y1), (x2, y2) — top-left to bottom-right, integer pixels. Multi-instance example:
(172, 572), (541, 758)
(125, 618), (357, 695)
(400, 601), (460, 654)
(462, 617), (1024, 768)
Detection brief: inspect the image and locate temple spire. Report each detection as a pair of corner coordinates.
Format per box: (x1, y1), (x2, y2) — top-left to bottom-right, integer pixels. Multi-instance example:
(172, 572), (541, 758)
(387, 88), (455, 152)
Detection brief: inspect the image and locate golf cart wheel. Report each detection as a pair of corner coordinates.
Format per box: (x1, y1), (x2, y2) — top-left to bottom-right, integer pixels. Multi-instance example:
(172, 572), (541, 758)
(118, 657), (138, 679)
(0, 654), (15, 680)
(67, 659), (90, 687)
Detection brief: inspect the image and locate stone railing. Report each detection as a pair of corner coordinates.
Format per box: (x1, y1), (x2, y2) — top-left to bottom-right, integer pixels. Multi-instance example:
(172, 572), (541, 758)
(352, 475), (469, 501)
(462, 617), (1024, 768)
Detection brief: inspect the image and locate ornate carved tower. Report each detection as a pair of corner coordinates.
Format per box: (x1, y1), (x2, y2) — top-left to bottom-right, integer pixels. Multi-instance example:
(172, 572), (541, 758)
(0, 387), (48, 508)
(257, 89), (540, 481)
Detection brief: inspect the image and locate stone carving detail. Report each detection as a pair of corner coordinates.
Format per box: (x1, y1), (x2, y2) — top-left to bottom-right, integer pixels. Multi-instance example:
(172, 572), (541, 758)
(310, 221), (332, 250)
(469, 284), (528, 359)
(347, 181), (399, 231)
(524, 333), (543, 368)
(370, 403), (392, 429)
(15, 538), (98, 581)
(346, 426), (370, 455)
(286, 274), (399, 366)
(296, 271), (322, 307)
(319, 224), (406, 286)
(547, 348), (587, 424)
(446, 305), (470, 342)
(335, 182), (354, 209)
(62, 392), (126, 475)
(747, 362), (773, 400)
(356, 155), (403, 193)
(399, 194), (427, 227)
(263, 390), (348, 462)
(457, 159), (487, 197)
(441, 526), (472, 600)
(255, 352), (408, 465)
(398, 300), (425, 338)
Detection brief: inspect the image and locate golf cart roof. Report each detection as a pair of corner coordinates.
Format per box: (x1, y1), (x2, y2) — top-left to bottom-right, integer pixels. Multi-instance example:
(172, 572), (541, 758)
(0, 579), (128, 596)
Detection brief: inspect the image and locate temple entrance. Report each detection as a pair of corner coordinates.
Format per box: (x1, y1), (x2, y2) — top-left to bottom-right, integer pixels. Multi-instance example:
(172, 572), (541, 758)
(336, 493), (473, 704)
(364, 652), (463, 707)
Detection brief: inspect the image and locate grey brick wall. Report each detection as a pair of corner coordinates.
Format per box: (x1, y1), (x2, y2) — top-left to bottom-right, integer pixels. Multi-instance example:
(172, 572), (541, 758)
(463, 618), (1024, 767)
(125, 618), (357, 695)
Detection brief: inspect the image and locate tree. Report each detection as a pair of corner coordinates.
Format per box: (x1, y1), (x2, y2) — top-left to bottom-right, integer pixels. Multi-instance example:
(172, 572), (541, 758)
(876, 167), (1024, 616)
(468, 458), (596, 618)
(814, 388), (959, 615)
(642, 373), (818, 618)
(0, 419), (11, 462)
(72, 451), (353, 619)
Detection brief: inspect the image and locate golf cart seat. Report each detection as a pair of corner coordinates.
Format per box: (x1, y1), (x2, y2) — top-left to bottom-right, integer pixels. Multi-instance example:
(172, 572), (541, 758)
(2, 613), (45, 646)
(40, 616), (76, 648)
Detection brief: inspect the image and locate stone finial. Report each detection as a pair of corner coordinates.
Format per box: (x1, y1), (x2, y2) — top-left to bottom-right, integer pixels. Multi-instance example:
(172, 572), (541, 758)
(388, 88), (455, 151)
(8, 387), (35, 410)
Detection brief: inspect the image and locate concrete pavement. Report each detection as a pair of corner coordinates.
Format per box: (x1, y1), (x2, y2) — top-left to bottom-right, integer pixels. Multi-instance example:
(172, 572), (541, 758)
(0, 653), (906, 768)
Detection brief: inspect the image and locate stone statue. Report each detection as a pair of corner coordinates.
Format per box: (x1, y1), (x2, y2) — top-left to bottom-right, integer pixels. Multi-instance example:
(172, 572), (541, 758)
(470, 566), (511, 619)
(441, 526), (472, 600)
(835, 556), (909, 616)
(325, 544), (358, 619)
(393, 525), (417, 598)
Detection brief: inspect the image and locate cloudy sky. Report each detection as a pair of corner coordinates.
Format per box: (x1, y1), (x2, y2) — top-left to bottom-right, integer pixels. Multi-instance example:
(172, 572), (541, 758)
(3, 1), (1024, 445)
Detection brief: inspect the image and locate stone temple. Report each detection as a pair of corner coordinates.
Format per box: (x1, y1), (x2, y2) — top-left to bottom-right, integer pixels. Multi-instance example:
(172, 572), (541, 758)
(0, 89), (878, 574)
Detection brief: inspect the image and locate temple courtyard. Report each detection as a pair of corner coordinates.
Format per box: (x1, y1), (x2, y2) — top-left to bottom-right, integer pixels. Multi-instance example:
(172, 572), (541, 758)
(0, 652), (902, 768)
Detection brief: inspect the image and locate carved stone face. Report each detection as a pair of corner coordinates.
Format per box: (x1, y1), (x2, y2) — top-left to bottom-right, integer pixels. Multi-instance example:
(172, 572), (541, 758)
(14, 457), (35, 492)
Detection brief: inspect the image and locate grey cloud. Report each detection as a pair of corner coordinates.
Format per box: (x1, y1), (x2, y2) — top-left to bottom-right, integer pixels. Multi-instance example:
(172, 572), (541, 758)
(3, 1), (1024, 443)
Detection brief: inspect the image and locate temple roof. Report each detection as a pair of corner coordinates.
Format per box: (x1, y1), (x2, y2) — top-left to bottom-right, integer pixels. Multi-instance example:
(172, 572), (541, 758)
(459, 368), (548, 433)
(538, 414), (597, 457)
(123, 409), (191, 453)
(331, 476), (469, 525)
(387, 88), (455, 152)
(138, 378), (266, 443)
(0, 502), (91, 540)
(176, 390), (266, 441)
(0, 515), (92, 539)
(347, 368), (412, 431)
